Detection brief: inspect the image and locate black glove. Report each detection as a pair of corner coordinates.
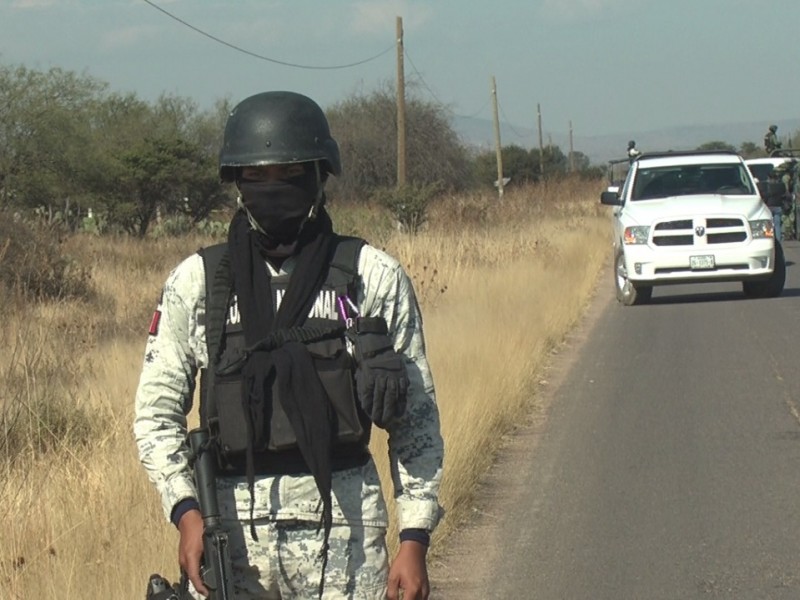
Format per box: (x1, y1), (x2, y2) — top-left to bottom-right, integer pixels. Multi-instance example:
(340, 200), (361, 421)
(350, 317), (409, 428)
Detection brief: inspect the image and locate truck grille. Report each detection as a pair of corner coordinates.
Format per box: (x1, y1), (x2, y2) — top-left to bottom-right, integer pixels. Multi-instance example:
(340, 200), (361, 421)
(652, 217), (748, 246)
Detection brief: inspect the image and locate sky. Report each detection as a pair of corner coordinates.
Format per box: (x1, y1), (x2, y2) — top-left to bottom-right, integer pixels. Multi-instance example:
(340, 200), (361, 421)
(2, 0), (799, 145)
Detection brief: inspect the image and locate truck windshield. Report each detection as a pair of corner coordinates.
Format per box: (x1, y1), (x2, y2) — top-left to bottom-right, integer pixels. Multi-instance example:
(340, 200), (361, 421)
(631, 163), (755, 200)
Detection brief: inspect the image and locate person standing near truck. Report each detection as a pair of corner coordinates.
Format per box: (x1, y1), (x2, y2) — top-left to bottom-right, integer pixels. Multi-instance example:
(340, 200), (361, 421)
(627, 140), (641, 161)
(764, 125), (782, 154)
(775, 159), (798, 240)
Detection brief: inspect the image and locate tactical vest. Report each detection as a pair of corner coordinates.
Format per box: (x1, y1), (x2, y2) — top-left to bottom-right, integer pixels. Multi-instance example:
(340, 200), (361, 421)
(198, 236), (373, 475)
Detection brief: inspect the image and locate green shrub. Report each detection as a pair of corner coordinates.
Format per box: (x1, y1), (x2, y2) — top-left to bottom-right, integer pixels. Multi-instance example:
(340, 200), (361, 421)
(195, 217), (229, 240)
(150, 214), (194, 238)
(0, 212), (94, 301)
(80, 212), (106, 235)
(371, 182), (441, 235)
(0, 389), (97, 465)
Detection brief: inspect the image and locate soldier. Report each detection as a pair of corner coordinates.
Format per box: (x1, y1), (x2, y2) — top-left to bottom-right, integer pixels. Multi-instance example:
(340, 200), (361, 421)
(627, 140), (641, 161)
(764, 124), (782, 154)
(134, 91), (444, 599)
(765, 167), (786, 241)
(775, 159), (798, 239)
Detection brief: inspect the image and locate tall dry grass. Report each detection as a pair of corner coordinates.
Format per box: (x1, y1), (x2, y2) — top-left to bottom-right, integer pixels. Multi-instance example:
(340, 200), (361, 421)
(0, 178), (611, 599)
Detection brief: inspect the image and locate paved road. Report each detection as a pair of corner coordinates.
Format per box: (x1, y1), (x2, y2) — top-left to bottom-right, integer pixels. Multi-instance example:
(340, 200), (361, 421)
(431, 240), (800, 599)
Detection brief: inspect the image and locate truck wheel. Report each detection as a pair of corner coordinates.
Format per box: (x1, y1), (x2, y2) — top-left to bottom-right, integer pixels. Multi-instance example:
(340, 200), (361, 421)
(614, 250), (652, 306)
(742, 240), (786, 298)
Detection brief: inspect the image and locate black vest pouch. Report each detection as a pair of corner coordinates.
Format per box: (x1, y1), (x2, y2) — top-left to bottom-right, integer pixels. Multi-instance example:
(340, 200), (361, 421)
(267, 318), (365, 450)
(214, 373), (268, 455)
(210, 317), (263, 455)
(214, 350), (327, 453)
(215, 351), (318, 453)
(212, 320), (366, 454)
(266, 371), (299, 451)
(303, 336), (365, 446)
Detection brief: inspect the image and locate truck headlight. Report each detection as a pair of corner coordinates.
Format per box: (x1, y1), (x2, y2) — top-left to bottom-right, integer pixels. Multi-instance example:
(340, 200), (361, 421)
(749, 219), (774, 239)
(623, 226), (650, 245)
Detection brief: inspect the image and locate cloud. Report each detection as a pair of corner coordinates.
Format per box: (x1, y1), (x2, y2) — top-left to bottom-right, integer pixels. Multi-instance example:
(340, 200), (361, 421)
(349, 0), (434, 35)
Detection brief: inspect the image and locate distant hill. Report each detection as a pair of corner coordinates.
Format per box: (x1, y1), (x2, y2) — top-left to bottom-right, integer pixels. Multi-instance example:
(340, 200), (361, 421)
(451, 116), (800, 166)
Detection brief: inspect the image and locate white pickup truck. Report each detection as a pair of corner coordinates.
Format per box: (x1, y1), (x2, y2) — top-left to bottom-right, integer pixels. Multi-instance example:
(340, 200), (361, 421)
(600, 150), (785, 305)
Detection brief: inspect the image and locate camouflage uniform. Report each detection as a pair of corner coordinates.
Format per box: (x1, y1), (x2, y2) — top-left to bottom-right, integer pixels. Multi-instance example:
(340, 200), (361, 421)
(764, 125), (781, 154)
(134, 244), (444, 599)
(774, 160), (798, 240)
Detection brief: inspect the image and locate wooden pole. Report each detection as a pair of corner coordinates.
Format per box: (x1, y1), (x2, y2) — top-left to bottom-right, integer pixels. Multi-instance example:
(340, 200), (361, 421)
(569, 120), (575, 172)
(537, 103), (544, 177)
(396, 16), (406, 188)
(491, 76), (504, 198)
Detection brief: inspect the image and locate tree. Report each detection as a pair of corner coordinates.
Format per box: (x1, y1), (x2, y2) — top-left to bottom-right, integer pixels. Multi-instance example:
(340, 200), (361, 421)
(176, 98), (235, 224)
(326, 84), (471, 200)
(92, 94), (231, 234)
(696, 141), (736, 152)
(532, 144), (569, 179)
(110, 137), (187, 236)
(472, 143), (580, 188)
(569, 151), (591, 172)
(739, 141), (762, 158)
(0, 61), (231, 235)
(472, 144), (539, 188)
(0, 63), (107, 223)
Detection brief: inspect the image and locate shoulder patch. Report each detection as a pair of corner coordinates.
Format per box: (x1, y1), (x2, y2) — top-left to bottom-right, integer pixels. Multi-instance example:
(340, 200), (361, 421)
(148, 310), (162, 336)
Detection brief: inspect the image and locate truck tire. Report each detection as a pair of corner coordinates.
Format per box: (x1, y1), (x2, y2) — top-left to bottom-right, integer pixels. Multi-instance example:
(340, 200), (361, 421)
(614, 250), (652, 306)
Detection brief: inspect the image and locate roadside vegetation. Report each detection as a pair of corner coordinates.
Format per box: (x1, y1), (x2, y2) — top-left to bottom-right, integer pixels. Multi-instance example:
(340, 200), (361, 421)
(0, 179), (610, 598)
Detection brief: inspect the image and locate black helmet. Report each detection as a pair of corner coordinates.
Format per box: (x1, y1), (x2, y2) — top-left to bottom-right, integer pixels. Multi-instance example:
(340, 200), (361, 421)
(628, 140), (636, 148)
(769, 124), (778, 132)
(219, 91), (341, 182)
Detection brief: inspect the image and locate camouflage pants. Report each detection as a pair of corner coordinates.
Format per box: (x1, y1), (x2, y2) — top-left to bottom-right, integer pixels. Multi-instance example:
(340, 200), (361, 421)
(189, 519), (388, 599)
(188, 462), (390, 599)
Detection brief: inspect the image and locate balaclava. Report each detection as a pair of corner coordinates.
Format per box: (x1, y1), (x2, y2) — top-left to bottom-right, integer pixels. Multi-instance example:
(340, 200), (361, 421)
(236, 161), (325, 253)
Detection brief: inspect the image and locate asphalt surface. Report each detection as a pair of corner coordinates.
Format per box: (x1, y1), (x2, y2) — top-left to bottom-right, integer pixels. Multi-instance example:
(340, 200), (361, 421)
(430, 240), (800, 599)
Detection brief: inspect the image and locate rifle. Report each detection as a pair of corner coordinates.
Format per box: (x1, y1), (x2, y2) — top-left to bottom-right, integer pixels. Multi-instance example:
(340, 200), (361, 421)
(146, 428), (235, 600)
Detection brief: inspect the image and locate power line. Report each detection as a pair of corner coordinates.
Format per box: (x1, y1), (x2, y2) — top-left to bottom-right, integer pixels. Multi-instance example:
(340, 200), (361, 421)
(403, 46), (490, 119)
(140, 0), (394, 70)
(498, 99), (532, 139)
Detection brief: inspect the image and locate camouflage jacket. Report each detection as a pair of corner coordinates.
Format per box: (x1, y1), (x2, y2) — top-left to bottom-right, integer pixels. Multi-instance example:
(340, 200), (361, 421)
(133, 243), (444, 532)
(764, 132), (781, 152)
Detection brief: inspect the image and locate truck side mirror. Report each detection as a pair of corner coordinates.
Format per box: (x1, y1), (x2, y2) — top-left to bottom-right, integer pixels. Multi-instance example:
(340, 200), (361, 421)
(600, 190), (622, 206)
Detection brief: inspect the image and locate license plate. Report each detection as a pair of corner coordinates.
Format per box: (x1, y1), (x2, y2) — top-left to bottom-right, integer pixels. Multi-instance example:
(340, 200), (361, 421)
(690, 255), (715, 270)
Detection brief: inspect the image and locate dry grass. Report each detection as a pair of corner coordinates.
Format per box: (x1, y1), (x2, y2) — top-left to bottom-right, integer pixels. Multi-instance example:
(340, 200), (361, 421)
(0, 178), (611, 598)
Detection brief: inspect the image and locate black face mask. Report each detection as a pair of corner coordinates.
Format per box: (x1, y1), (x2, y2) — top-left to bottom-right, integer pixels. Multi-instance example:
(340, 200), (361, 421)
(238, 175), (318, 244)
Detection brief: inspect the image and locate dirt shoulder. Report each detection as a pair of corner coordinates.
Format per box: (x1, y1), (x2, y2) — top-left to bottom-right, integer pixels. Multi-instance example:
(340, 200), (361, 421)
(427, 276), (612, 598)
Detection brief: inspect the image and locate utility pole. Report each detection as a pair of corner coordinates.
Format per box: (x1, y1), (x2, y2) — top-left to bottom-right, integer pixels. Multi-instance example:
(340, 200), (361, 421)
(396, 16), (407, 188)
(569, 120), (575, 173)
(491, 76), (504, 198)
(537, 103), (544, 177)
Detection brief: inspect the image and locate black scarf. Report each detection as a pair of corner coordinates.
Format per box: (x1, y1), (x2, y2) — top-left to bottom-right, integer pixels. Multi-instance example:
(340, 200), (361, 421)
(227, 206), (337, 591)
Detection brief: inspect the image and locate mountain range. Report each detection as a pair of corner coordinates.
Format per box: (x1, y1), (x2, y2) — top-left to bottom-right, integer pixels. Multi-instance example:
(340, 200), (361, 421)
(451, 116), (800, 166)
